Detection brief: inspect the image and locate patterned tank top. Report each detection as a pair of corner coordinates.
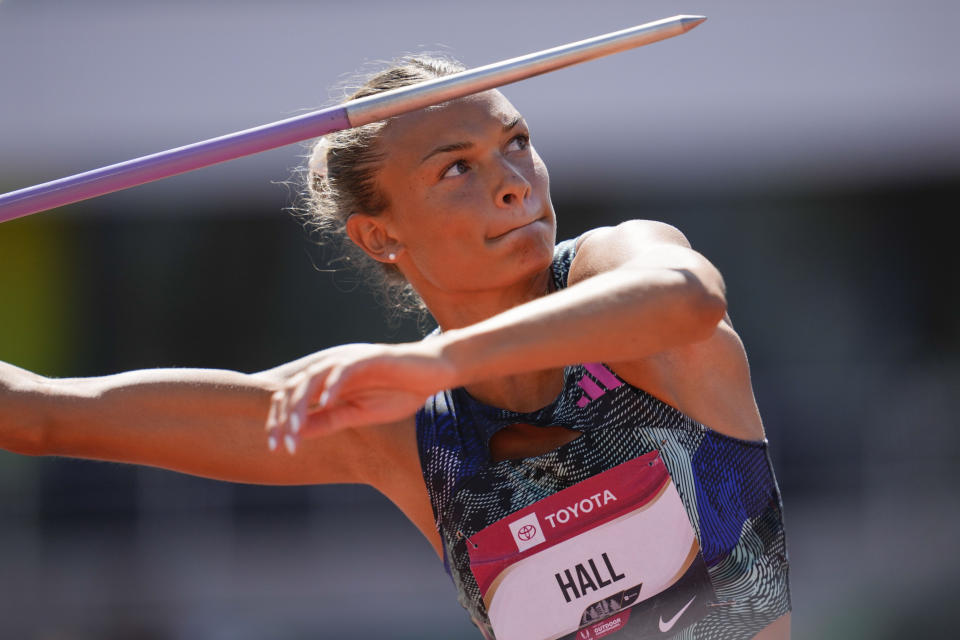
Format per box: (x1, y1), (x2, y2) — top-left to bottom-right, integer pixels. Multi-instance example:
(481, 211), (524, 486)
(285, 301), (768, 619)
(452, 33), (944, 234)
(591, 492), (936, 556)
(415, 239), (791, 639)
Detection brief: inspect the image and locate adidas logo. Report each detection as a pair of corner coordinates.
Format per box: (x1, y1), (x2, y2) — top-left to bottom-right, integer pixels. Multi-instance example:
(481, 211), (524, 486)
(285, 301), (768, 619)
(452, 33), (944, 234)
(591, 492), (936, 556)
(575, 363), (623, 408)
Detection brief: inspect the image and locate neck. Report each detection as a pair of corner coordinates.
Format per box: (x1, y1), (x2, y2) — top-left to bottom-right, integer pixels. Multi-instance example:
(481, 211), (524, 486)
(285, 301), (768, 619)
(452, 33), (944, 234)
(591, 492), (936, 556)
(418, 266), (562, 412)
(421, 267), (554, 332)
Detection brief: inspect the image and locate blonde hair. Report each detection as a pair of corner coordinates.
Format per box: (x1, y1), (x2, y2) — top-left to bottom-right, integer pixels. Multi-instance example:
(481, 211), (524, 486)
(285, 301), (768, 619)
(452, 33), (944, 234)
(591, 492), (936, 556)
(299, 55), (466, 318)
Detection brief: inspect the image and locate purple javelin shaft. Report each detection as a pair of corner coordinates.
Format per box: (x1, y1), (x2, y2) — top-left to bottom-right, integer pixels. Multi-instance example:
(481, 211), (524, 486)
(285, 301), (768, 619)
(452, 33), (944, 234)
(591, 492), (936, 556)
(0, 15), (705, 223)
(0, 108), (350, 222)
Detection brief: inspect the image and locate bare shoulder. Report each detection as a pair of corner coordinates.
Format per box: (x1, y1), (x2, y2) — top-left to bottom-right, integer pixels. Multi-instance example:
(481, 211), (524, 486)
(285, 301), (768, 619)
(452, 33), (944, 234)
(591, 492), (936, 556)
(570, 220), (696, 284)
(575, 219), (691, 251)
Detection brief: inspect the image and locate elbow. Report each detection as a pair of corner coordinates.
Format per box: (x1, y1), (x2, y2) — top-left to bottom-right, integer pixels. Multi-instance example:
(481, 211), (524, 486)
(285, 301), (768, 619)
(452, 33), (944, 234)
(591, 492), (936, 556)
(690, 283), (727, 341)
(670, 268), (727, 344)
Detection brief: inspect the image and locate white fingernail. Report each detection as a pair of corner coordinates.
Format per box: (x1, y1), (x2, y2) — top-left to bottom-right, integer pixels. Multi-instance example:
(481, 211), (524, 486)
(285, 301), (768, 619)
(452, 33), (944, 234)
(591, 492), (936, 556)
(319, 390), (330, 407)
(268, 435), (278, 452)
(290, 413), (301, 434)
(284, 434), (297, 454)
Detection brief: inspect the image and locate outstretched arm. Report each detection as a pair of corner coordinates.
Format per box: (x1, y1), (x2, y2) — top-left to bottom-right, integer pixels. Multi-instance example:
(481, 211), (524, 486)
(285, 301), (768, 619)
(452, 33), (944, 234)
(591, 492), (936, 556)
(0, 355), (405, 487)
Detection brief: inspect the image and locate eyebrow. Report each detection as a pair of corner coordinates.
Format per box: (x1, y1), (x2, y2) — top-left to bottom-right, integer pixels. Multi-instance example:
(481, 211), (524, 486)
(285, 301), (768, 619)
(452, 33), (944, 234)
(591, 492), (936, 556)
(504, 116), (524, 131)
(419, 116), (526, 164)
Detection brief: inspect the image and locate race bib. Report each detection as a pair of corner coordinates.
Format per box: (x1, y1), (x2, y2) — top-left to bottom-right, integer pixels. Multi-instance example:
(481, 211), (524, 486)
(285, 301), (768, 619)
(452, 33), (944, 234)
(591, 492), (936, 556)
(468, 451), (715, 640)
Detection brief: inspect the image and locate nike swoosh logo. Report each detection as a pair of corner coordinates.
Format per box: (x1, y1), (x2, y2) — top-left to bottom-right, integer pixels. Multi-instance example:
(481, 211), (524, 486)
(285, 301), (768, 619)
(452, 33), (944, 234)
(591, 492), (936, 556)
(658, 596), (696, 633)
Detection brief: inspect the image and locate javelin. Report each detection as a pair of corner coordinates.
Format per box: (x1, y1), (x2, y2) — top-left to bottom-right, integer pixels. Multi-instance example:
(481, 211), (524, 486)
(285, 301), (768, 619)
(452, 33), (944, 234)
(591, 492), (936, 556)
(0, 15), (706, 223)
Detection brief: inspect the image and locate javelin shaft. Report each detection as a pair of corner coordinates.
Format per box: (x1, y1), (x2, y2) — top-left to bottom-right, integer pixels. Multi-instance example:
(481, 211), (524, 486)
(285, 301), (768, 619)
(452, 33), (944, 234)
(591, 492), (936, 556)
(0, 15), (705, 223)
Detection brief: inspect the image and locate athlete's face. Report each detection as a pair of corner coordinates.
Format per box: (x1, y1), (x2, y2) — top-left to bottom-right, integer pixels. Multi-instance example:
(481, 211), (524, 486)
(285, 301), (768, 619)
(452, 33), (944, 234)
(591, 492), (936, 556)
(353, 90), (556, 295)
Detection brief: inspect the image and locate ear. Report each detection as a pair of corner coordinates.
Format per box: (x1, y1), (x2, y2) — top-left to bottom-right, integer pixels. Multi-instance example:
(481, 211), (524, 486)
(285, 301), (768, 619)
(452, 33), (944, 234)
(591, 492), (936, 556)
(345, 213), (403, 263)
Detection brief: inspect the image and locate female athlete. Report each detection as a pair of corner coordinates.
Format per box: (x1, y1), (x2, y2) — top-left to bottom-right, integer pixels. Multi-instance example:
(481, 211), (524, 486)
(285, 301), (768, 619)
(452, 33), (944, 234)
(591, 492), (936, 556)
(1, 57), (791, 639)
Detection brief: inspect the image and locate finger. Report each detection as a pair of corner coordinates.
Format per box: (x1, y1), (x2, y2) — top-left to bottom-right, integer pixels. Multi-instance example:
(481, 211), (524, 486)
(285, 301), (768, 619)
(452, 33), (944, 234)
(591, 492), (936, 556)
(284, 372), (309, 437)
(277, 383), (303, 455)
(319, 362), (357, 409)
(266, 390), (282, 431)
(274, 388), (290, 437)
(283, 431), (299, 455)
(288, 364), (334, 435)
(265, 389), (286, 453)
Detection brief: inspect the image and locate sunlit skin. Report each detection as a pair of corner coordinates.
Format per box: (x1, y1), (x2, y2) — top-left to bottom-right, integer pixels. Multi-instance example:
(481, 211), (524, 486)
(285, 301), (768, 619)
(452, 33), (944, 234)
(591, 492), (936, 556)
(346, 90), (558, 332)
(0, 90), (789, 638)
(285, 91), (789, 636)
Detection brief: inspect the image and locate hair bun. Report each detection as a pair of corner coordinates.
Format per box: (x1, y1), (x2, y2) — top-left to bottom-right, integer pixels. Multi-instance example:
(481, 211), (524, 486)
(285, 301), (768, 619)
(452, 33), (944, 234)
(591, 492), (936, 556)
(309, 136), (332, 178)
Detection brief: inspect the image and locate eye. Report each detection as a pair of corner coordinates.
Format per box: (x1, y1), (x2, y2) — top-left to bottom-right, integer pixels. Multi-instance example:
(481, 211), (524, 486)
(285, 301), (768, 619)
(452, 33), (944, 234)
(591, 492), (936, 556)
(442, 160), (470, 179)
(506, 134), (530, 152)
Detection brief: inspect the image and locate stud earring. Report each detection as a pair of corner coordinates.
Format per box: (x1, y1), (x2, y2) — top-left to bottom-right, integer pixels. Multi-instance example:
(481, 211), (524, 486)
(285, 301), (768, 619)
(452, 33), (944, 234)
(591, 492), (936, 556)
(388, 252), (397, 261)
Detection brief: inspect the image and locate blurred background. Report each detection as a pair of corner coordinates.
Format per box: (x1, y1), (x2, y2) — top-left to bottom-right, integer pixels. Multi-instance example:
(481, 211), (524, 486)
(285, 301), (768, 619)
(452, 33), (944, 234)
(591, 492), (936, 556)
(1, 0), (958, 638)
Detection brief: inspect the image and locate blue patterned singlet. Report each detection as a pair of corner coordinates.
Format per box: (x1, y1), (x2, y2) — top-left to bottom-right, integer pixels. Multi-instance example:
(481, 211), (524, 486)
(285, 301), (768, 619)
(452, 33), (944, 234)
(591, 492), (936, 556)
(415, 239), (791, 639)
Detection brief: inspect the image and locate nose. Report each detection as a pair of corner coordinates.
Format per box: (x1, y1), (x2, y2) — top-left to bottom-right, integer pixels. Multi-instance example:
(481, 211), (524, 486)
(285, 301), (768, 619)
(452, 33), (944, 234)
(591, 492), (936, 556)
(494, 158), (531, 208)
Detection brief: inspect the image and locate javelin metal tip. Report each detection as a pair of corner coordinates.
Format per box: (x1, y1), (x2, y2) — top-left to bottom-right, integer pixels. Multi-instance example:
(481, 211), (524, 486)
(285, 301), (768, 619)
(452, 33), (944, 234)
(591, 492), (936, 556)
(677, 15), (707, 32)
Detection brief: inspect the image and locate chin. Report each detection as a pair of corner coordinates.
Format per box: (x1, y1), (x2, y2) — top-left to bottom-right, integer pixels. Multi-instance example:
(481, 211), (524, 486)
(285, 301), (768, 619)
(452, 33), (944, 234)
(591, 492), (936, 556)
(510, 220), (556, 271)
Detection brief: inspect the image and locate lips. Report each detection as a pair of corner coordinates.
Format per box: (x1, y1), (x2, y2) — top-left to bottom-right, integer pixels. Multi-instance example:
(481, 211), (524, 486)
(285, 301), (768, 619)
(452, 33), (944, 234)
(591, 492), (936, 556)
(487, 216), (546, 241)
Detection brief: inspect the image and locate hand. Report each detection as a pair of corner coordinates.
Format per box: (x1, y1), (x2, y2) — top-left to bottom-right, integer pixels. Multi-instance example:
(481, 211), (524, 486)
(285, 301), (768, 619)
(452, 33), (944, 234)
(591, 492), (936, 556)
(265, 341), (456, 454)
